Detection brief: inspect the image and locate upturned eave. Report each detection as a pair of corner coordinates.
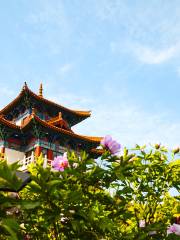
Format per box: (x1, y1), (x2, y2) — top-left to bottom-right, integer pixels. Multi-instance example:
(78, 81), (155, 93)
(21, 113), (102, 144)
(0, 83), (91, 125)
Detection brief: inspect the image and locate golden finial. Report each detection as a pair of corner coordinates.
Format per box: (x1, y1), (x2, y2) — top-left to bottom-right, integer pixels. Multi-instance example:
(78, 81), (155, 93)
(39, 83), (43, 97)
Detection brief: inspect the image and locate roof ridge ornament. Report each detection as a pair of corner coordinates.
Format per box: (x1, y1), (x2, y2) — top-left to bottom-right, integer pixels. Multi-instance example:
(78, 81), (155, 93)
(22, 82), (28, 90)
(39, 83), (43, 98)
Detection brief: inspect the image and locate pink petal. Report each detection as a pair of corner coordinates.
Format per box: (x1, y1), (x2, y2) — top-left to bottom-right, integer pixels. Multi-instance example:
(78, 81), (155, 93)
(101, 135), (112, 147)
(108, 141), (121, 154)
(167, 224), (180, 235)
(52, 155), (69, 171)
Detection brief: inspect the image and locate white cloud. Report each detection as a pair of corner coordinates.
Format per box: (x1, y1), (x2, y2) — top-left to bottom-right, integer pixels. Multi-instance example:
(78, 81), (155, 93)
(95, 0), (180, 45)
(111, 41), (179, 64)
(131, 44), (178, 64)
(104, 1), (180, 65)
(74, 102), (180, 149)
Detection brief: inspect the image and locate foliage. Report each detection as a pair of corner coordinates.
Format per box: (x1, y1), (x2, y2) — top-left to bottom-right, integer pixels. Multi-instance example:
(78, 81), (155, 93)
(0, 160), (24, 240)
(0, 145), (179, 239)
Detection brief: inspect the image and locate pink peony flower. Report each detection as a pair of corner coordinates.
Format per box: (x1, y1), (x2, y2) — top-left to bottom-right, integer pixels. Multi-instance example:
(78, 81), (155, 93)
(167, 223), (180, 236)
(101, 135), (121, 154)
(139, 220), (146, 228)
(52, 153), (69, 171)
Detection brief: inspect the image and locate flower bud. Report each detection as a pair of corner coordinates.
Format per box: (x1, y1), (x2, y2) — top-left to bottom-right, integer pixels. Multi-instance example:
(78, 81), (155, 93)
(155, 143), (161, 149)
(173, 147), (180, 154)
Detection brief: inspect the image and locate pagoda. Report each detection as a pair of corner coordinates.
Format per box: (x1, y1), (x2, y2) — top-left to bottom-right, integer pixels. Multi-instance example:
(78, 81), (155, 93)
(0, 83), (102, 170)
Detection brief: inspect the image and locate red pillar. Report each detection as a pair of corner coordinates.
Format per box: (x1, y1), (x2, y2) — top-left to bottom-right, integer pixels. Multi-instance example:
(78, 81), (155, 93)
(47, 149), (53, 164)
(47, 149), (53, 160)
(35, 146), (42, 157)
(1, 146), (5, 159)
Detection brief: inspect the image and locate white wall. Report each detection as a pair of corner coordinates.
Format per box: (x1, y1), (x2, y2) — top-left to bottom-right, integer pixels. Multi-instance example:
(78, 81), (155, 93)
(15, 119), (22, 126)
(5, 148), (25, 163)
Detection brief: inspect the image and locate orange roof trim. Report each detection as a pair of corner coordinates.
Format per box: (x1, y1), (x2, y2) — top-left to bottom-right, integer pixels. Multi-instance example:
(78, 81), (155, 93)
(81, 136), (103, 142)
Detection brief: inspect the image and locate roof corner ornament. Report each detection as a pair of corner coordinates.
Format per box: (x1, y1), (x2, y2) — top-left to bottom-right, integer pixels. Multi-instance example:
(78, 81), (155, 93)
(59, 112), (62, 119)
(39, 83), (43, 98)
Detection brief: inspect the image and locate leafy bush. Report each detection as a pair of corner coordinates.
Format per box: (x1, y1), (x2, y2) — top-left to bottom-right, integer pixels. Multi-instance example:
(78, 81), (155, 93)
(0, 144), (179, 239)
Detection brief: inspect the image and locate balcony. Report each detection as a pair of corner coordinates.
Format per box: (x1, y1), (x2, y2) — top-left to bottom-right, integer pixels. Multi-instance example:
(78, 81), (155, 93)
(18, 152), (51, 171)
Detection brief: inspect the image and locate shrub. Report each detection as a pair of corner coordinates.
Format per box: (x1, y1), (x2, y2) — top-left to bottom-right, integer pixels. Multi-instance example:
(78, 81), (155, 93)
(0, 144), (179, 239)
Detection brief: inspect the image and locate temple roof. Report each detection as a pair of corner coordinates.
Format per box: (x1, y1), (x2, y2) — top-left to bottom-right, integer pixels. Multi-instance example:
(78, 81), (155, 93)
(0, 113), (102, 145)
(0, 83), (91, 126)
(22, 113), (102, 144)
(0, 115), (19, 130)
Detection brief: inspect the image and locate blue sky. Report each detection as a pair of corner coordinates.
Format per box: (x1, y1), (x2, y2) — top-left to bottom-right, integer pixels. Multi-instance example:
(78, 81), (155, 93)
(1, 0), (180, 148)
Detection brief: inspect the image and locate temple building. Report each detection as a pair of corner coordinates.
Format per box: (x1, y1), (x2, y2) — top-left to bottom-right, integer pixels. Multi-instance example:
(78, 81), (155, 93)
(0, 83), (102, 170)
